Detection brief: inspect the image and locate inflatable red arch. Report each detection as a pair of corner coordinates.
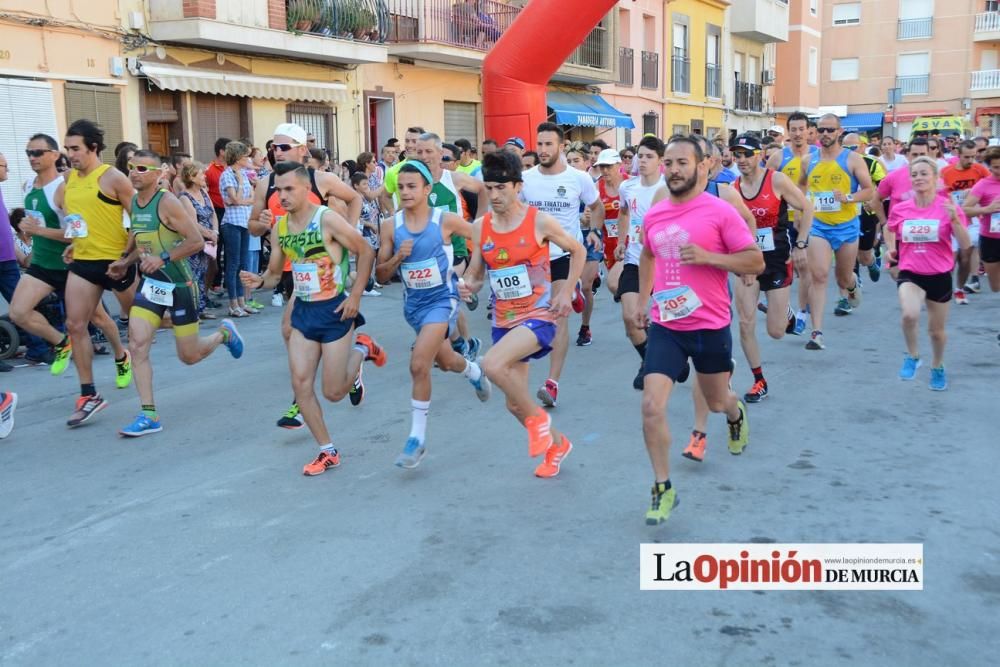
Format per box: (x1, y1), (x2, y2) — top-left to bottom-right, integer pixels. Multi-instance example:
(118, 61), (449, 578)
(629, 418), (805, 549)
(482, 0), (618, 149)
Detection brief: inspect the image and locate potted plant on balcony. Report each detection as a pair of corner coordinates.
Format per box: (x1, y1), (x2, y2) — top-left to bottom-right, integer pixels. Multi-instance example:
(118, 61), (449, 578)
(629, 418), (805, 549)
(287, 0), (320, 33)
(357, 5), (379, 41)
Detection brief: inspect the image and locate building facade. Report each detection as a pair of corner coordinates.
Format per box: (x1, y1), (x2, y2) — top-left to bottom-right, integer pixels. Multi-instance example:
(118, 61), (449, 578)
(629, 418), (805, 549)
(725, 0), (788, 138)
(774, 0), (823, 124)
(665, 0), (730, 139)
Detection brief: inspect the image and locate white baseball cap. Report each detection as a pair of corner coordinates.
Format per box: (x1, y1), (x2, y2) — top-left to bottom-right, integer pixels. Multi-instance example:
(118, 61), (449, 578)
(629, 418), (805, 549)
(272, 122), (308, 145)
(768, 125), (785, 135)
(595, 148), (622, 166)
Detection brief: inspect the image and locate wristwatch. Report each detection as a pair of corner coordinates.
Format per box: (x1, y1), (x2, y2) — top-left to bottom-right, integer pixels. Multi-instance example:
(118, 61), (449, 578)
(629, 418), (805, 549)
(160, 251), (171, 264)
(794, 240), (809, 249)
(845, 193), (855, 203)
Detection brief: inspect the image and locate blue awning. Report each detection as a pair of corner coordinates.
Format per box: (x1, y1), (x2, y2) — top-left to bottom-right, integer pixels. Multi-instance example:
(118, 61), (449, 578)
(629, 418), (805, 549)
(547, 91), (635, 129)
(840, 112), (884, 133)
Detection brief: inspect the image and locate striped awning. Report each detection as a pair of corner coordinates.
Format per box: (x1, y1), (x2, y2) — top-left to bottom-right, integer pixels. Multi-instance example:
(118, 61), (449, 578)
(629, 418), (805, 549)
(139, 62), (347, 103)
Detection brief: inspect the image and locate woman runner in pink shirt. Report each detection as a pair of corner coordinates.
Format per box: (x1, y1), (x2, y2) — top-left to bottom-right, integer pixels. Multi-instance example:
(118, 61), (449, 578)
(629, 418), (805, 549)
(885, 156), (971, 390)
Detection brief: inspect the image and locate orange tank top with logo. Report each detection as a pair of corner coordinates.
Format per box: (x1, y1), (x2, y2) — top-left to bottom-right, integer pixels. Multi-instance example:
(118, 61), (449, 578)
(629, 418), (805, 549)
(480, 207), (553, 328)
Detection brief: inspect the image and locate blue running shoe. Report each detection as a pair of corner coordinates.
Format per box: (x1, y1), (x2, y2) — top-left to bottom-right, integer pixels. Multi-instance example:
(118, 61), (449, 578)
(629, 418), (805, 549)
(467, 292), (479, 311)
(395, 437), (426, 469)
(929, 366), (947, 391)
(466, 337), (482, 361)
(899, 355), (921, 381)
(469, 363), (491, 402)
(220, 319), (244, 359)
(793, 314), (807, 336)
(868, 251), (882, 282)
(451, 337), (468, 358)
(120, 413), (163, 437)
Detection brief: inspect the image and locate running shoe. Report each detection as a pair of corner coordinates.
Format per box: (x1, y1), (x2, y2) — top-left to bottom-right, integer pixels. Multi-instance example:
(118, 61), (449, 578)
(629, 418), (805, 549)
(632, 363), (645, 391)
(115, 351), (133, 389)
(681, 431), (706, 462)
(592, 276), (601, 294)
(899, 355), (921, 381)
(349, 368), (365, 406)
(847, 285), (862, 309)
(744, 380), (768, 403)
(119, 413), (163, 438)
(571, 281), (585, 314)
(355, 333), (387, 367)
(534, 436), (573, 478)
(247, 299), (266, 310)
(466, 337), (482, 361)
(965, 276), (982, 293)
(303, 449), (341, 476)
(785, 308), (796, 335)
(955, 289), (969, 305)
(727, 400), (749, 455)
(219, 319), (244, 359)
(793, 313), (807, 336)
(576, 326), (592, 346)
(806, 331), (825, 350)
(271, 293), (284, 307)
(978, 262), (986, 276)
(834, 297), (853, 316)
(469, 365), (492, 402)
(536, 379), (558, 408)
(277, 403), (304, 429)
(67, 394), (108, 428)
(362, 289), (381, 297)
(757, 301), (768, 314)
(51, 338), (73, 376)
(929, 366), (947, 391)
(451, 337), (469, 358)
(645, 482), (678, 526)
(467, 292), (479, 311)
(394, 437), (426, 469)
(676, 361), (690, 384)
(868, 254), (882, 282)
(525, 410), (553, 457)
(0, 392), (17, 439)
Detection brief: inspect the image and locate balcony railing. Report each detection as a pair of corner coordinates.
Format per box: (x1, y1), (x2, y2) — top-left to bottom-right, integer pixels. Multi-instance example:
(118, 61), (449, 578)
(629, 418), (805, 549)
(975, 11), (1000, 32)
(641, 51), (659, 89)
(286, 0), (389, 42)
(385, 0), (518, 49)
(705, 63), (722, 99)
(896, 74), (930, 95)
(734, 81), (763, 112)
(671, 54), (690, 93)
(619, 47), (634, 86)
(971, 69), (1000, 91)
(897, 17), (932, 39)
(565, 19), (610, 70)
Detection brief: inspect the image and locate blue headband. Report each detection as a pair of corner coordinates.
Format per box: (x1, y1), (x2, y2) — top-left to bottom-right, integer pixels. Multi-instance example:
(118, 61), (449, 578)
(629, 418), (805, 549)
(400, 159), (434, 185)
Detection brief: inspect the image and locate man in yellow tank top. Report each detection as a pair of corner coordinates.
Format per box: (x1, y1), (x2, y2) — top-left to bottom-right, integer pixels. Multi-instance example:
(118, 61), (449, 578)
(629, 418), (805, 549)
(798, 114), (875, 351)
(61, 119), (137, 428)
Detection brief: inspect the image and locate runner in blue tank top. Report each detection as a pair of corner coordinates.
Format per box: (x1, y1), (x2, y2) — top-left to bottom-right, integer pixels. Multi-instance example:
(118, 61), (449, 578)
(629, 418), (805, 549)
(376, 161), (492, 470)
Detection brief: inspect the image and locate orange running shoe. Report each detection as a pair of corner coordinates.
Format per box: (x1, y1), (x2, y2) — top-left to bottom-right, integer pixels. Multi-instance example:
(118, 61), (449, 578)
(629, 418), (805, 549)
(355, 334), (387, 367)
(681, 430), (706, 462)
(303, 449), (341, 476)
(534, 436), (573, 478)
(524, 410), (553, 457)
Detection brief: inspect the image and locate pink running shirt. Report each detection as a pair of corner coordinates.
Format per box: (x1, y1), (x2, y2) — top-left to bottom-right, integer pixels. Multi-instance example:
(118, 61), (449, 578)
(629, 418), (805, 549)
(887, 195), (957, 275)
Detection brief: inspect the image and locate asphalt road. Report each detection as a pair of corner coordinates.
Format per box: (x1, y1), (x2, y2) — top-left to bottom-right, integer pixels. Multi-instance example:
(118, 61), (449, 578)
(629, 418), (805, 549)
(1, 274), (998, 666)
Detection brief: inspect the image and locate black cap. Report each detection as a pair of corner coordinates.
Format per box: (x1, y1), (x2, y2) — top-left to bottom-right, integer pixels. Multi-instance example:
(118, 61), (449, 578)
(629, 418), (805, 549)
(730, 134), (762, 152)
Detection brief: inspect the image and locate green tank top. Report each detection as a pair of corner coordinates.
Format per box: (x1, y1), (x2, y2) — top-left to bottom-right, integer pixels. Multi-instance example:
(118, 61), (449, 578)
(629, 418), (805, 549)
(131, 189), (193, 284)
(23, 176), (65, 270)
(430, 172), (467, 257)
(277, 205), (348, 301)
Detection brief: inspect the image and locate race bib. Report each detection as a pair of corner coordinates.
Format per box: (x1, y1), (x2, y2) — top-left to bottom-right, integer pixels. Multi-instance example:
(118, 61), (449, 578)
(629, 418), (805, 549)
(652, 285), (703, 322)
(756, 227), (776, 252)
(630, 222), (643, 245)
(292, 262), (320, 298)
(951, 190), (968, 207)
(401, 257), (443, 290)
(64, 214), (88, 238)
(489, 265), (532, 301)
(813, 192), (841, 213)
(140, 278), (175, 307)
(25, 210), (45, 225)
(991, 212), (1000, 234)
(901, 219), (940, 244)
(605, 222), (618, 238)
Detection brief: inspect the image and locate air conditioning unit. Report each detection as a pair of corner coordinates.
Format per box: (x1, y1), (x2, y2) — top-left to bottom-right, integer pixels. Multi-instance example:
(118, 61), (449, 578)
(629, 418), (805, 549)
(762, 70), (776, 86)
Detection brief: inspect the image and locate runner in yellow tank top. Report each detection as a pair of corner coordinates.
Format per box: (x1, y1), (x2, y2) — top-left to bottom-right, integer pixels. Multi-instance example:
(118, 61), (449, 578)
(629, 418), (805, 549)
(796, 114), (875, 351)
(61, 119), (137, 429)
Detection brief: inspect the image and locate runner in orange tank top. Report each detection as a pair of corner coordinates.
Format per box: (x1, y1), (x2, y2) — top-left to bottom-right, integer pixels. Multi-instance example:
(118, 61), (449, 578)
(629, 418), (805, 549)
(459, 152), (585, 479)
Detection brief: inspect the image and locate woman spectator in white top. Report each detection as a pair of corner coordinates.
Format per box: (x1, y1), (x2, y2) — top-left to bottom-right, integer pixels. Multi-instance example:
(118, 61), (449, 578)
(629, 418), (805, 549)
(219, 141), (255, 317)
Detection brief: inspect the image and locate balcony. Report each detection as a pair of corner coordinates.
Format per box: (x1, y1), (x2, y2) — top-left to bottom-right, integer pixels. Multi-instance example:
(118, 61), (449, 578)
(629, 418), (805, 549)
(734, 81), (763, 113)
(618, 47), (634, 86)
(385, 1), (617, 84)
(671, 54), (690, 93)
(975, 12), (1000, 41)
(897, 17), (932, 40)
(705, 63), (722, 99)
(897, 74), (930, 96)
(641, 51), (659, 89)
(147, 0), (389, 65)
(971, 69), (1000, 98)
(729, 0), (789, 43)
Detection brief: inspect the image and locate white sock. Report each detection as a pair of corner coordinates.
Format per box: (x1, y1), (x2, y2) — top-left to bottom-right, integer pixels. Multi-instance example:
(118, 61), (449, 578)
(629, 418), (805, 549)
(409, 399), (430, 442)
(796, 309), (808, 319)
(320, 443), (336, 453)
(462, 360), (482, 382)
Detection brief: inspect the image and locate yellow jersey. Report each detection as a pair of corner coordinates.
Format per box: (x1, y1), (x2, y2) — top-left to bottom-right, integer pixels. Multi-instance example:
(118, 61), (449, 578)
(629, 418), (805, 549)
(65, 164), (127, 260)
(805, 149), (859, 226)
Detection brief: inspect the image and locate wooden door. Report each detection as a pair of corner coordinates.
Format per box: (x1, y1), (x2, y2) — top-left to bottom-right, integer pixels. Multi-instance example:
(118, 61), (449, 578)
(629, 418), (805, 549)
(147, 122), (170, 156)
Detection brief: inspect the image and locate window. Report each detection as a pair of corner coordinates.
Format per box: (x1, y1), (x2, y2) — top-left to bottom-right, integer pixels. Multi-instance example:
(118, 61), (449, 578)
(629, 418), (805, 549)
(444, 101), (478, 144)
(65, 83), (124, 166)
(831, 58), (860, 80)
(811, 0), (819, 15)
(706, 25), (722, 98)
(897, 52), (931, 94)
(193, 94), (248, 163)
(808, 48), (818, 85)
(671, 124), (689, 137)
(671, 15), (691, 93)
(899, 0), (933, 18)
(643, 112), (658, 136)
(832, 3), (861, 25)
(989, 1), (1000, 11)
(0, 78), (59, 208)
(672, 22), (688, 57)
(287, 102), (336, 156)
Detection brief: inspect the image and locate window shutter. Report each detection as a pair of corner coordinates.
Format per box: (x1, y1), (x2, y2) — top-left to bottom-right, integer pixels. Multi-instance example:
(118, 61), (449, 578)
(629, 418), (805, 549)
(443, 101), (478, 144)
(194, 94), (245, 163)
(64, 83), (124, 165)
(0, 78), (59, 208)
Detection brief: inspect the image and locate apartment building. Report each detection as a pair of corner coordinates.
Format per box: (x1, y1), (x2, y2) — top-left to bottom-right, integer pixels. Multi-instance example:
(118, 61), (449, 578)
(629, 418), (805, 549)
(665, 0), (730, 138)
(726, 0), (789, 137)
(821, 0), (1000, 140)
(774, 0), (823, 124)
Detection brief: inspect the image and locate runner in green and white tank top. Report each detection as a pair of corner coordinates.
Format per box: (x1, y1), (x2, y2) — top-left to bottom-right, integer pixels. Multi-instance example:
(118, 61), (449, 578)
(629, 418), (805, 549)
(22, 175), (66, 271)
(430, 169), (467, 258)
